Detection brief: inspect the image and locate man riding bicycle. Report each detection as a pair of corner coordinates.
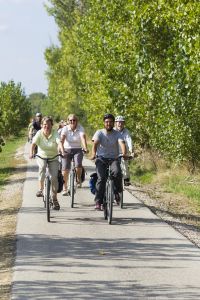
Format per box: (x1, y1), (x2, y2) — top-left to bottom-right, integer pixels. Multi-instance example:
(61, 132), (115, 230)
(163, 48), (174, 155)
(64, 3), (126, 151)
(115, 115), (134, 186)
(91, 113), (126, 210)
(29, 112), (42, 142)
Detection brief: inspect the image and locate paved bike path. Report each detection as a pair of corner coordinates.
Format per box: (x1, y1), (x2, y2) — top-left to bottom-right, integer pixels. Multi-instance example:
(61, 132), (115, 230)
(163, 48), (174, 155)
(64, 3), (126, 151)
(11, 143), (200, 299)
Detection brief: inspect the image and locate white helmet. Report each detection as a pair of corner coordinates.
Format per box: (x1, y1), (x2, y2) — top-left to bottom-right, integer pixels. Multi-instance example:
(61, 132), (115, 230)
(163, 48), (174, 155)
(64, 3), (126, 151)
(36, 112), (42, 117)
(115, 115), (125, 122)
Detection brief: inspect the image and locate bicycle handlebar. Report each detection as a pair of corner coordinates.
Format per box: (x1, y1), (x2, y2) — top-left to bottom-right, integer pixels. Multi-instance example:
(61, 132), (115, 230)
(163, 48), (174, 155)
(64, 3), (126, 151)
(35, 154), (63, 161)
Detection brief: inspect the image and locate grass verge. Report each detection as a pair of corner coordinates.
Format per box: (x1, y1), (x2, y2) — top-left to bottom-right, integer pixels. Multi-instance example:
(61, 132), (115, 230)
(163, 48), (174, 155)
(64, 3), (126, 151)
(130, 149), (200, 225)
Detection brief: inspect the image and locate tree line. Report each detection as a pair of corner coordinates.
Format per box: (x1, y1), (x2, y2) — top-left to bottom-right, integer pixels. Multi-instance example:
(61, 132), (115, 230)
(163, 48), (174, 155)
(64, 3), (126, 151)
(0, 81), (31, 138)
(44, 0), (199, 166)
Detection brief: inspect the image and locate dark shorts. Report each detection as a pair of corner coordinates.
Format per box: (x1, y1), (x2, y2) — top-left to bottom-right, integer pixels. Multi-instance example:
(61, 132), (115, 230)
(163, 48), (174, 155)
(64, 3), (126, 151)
(62, 148), (83, 170)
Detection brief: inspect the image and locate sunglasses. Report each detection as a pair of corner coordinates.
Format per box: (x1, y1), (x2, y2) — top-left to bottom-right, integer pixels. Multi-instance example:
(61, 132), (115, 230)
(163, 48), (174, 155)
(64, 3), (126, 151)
(69, 119), (76, 122)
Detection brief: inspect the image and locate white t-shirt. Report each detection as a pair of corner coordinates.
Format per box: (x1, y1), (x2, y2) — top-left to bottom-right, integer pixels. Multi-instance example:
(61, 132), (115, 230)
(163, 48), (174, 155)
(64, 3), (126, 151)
(61, 124), (85, 149)
(115, 127), (133, 153)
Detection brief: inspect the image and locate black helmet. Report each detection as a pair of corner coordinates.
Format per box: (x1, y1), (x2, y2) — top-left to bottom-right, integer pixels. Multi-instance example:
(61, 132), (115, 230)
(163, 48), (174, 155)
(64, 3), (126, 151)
(103, 113), (115, 122)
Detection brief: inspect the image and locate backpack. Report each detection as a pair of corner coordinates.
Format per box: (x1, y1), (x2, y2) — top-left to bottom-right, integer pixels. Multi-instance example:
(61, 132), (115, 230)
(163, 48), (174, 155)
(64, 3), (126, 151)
(89, 172), (98, 195)
(57, 170), (64, 193)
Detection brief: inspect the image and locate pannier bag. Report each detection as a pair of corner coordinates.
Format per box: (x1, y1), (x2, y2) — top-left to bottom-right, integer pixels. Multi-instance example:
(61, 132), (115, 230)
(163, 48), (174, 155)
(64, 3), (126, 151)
(81, 167), (86, 183)
(76, 167), (86, 183)
(57, 170), (64, 193)
(89, 172), (98, 195)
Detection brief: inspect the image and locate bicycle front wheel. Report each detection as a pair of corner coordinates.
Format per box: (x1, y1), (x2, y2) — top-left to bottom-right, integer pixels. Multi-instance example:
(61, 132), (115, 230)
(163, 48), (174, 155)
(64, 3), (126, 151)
(119, 187), (124, 209)
(70, 171), (75, 208)
(45, 176), (51, 222)
(107, 180), (114, 224)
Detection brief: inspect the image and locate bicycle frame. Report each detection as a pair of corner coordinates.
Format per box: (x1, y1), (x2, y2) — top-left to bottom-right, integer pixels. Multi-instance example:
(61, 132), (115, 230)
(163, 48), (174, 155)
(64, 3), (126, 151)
(66, 149), (86, 208)
(103, 161), (114, 224)
(69, 154), (76, 208)
(119, 155), (133, 208)
(96, 157), (115, 225)
(35, 154), (60, 222)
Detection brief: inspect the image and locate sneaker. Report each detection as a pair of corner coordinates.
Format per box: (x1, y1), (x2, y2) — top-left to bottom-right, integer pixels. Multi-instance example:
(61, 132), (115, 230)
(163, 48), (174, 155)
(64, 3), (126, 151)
(62, 190), (70, 196)
(53, 199), (60, 210)
(76, 182), (82, 188)
(124, 178), (131, 186)
(115, 193), (120, 205)
(95, 201), (101, 210)
(36, 190), (43, 197)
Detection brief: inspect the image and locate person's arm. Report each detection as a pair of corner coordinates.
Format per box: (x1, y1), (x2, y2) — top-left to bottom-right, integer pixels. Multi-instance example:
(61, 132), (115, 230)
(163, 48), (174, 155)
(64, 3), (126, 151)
(58, 141), (65, 156)
(29, 142), (36, 159)
(119, 140), (126, 157)
(80, 133), (88, 153)
(125, 131), (134, 154)
(91, 140), (99, 160)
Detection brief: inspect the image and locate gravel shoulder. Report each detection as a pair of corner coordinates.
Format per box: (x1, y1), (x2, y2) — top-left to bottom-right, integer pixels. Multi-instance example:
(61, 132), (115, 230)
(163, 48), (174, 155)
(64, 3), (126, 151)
(0, 147), (26, 300)
(127, 184), (200, 248)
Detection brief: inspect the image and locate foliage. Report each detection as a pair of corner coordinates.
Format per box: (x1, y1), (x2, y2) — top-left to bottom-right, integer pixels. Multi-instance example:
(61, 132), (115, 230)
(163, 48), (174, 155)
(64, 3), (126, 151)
(0, 81), (31, 139)
(44, 0), (200, 165)
(27, 93), (47, 116)
(0, 136), (5, 153)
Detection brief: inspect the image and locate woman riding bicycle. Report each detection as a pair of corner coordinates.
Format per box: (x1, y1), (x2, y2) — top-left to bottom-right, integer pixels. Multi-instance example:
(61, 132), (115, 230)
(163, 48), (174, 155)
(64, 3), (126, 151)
(60, 114), (88, 195)
(29, 116), (65, 210)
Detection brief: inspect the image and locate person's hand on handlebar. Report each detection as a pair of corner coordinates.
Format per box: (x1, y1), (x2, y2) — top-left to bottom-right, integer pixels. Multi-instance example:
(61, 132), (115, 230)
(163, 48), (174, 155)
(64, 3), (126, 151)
(29, 153), (34, 159)
(82, 148), (89, 154)
(90, 154), (96, 160)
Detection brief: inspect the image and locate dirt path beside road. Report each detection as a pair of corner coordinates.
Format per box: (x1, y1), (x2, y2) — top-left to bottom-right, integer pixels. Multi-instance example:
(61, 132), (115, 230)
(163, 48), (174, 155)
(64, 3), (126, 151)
(0, 147), (26, 300)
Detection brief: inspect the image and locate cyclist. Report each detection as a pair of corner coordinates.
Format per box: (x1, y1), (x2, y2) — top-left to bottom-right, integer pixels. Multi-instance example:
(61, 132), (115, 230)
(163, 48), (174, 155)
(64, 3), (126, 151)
(27, 118), (34, 142)
(60, 114), (88, 195)
(29, 112), (42, 143)
(91, 113), (126, 210)
(115, 115), (134, 186)
(57, 120), (65, 137)
(29, 116), (65, 210)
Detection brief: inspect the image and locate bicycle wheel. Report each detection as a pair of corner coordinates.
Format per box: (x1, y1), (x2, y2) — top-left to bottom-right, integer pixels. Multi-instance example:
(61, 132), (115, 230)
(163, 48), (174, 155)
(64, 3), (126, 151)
(107, 180), (114, 224)
(103, 195), (108, 220)
(45, 176), (51, 222)
(70, 170), (75, 208)
(119, 191), (123, 208)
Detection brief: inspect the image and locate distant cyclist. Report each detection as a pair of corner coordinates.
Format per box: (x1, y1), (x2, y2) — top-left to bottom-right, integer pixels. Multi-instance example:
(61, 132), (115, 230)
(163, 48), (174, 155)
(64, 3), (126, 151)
(60, 114), (88, 195)
(27, 118), (34, 142)
(29, 116), (65, 210)
(57, 120), (65, 137)
(115, 115), (134, 186)
(29, 112), (42, 142)
(91, 113), (126, 210)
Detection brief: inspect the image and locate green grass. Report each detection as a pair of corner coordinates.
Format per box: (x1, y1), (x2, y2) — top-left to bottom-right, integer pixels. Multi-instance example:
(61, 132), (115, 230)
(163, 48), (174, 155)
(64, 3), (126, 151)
(0, 133), (26, 188)
(130, 155), (200, 205)
(164, 176), (200, 204)
(130, 163), (155, 184)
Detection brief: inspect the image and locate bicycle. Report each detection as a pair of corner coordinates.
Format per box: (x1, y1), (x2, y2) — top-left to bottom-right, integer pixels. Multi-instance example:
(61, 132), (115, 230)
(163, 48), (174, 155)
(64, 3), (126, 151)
(119, 155), (133, 209)
(67, 149), (86, 208)
(35, 154), (61, 222)
(96, 157), (118, 225)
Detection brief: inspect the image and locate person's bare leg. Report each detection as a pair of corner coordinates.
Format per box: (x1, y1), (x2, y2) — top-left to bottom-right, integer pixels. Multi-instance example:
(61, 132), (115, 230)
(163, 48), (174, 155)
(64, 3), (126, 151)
(62, 170), (70, 195)
(76, 167), (82, 187)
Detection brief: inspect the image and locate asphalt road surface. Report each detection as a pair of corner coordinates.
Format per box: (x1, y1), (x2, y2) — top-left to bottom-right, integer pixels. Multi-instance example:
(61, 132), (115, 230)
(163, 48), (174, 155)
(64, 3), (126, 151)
(11, 144), (200, 299)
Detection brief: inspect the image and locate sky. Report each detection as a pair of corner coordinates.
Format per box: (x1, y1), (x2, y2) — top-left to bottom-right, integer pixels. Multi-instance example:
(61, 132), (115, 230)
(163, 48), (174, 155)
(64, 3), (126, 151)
(0, 0), (59, 95)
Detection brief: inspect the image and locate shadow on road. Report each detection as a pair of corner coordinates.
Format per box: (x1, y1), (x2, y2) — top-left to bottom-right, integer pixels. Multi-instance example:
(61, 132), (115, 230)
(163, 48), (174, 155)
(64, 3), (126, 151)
(12, 234), (200, 299)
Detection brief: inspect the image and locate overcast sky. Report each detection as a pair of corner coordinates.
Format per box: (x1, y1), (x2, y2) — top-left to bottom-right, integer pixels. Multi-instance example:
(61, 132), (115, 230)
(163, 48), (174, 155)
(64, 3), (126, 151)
(0, 0), (59, 95)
